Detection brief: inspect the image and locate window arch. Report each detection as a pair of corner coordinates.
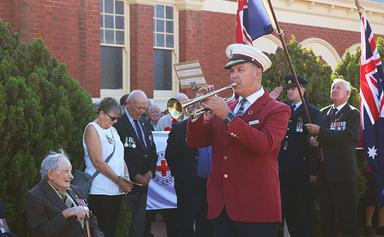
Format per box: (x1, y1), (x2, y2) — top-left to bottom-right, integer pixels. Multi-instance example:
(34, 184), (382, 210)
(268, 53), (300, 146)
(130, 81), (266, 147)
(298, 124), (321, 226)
(300, 38), (341, 70)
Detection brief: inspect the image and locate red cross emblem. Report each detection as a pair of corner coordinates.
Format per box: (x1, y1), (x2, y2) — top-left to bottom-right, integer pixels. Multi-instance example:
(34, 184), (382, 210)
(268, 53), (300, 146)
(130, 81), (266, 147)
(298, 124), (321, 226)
(156, 160), (170, 177)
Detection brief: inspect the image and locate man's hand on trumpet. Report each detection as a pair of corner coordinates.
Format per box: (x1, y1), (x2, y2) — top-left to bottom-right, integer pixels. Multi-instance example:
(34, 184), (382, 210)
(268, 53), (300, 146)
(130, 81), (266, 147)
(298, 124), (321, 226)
(201, 96), (231, 120)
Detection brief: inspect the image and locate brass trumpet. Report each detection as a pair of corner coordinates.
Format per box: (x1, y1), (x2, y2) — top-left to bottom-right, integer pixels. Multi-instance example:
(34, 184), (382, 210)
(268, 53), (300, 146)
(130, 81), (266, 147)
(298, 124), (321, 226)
(167, 82), (237, 119)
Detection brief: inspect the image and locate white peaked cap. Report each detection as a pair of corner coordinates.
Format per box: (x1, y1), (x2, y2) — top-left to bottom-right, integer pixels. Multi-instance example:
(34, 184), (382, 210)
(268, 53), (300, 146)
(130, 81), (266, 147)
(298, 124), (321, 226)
(224, 43), (272, 72)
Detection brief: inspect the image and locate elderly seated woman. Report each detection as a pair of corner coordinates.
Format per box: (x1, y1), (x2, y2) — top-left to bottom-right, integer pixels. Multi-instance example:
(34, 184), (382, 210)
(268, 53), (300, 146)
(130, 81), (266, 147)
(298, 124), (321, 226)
(25, 150), (104, 237)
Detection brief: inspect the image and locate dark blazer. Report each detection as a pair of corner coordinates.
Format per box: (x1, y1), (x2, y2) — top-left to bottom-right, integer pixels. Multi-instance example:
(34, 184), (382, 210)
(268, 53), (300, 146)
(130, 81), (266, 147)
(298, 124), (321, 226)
(316, 104), (360, 182)
(165, 120), (199, 194)
(25, 180), (100, 237)
(114, 112), (157, 181)
(279, 101), (320, 179)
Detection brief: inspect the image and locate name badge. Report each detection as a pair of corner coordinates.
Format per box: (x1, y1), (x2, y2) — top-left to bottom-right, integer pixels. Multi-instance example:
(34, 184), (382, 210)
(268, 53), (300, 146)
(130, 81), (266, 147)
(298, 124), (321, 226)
(248, 120), (259, 126)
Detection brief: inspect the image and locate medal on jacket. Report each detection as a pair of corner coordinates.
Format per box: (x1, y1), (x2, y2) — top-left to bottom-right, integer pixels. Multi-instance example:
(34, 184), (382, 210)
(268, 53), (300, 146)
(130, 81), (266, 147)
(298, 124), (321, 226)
(283, 141), (288, 150)
(0, 218), (10, 233)
(125, 137), (136, 148)
(296, 117), (303, 133)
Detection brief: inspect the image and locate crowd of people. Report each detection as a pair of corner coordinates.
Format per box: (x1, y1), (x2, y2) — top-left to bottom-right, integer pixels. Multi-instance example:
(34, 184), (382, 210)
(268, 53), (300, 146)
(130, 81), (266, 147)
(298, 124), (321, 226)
(15, 42), (379, 237)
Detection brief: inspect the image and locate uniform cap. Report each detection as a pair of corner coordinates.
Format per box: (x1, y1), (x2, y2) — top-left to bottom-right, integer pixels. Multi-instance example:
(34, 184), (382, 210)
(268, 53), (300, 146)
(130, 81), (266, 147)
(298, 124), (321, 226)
(224, 43), (272, 72)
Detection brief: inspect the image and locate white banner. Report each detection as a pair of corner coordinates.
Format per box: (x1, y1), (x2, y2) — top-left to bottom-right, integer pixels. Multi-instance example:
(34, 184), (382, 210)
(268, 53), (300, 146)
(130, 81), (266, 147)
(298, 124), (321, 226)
(146, 131), (177, 210)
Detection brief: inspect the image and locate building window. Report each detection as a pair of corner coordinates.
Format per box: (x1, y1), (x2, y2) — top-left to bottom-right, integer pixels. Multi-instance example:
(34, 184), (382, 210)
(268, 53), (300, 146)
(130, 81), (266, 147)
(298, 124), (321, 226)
(100, 0), (124, 45)
(100, 47), (123, 89)
(153, 5), (174, 91)
(100, 0), (124, 89)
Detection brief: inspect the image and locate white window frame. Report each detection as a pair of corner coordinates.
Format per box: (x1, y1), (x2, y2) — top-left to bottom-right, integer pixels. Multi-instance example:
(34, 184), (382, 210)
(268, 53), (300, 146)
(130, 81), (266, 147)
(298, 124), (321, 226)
(100, 0), (130, 98)
(153, 4), (179, 103)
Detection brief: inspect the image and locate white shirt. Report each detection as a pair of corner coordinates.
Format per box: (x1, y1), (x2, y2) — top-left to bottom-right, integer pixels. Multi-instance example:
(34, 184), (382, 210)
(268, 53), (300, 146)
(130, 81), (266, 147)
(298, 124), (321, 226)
(155, 114), (173, 131)
(292, 101), (302, 111)
(83, 122), (125, 195)
(125, 109), (147, 147)
(333, 101), (348, 113)
(234, 87), (265, 114)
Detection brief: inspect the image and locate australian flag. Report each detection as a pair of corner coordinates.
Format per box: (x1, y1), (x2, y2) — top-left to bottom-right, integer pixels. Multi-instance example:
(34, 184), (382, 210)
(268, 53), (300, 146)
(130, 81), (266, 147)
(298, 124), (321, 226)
(360, 15), (384, 207)
(236, 0), (274, 46)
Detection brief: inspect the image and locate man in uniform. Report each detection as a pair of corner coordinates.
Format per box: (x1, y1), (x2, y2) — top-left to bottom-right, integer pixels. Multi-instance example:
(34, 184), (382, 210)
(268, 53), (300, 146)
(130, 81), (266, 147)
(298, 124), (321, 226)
(306, 78), (360, 237)
(278, 75), (319, 237)
(187, 43), (291, 237)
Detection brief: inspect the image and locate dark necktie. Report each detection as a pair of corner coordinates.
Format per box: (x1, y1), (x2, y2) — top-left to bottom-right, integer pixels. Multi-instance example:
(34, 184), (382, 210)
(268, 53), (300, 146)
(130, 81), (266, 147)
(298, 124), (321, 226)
(236, 99), (247, 116)
(329, 108), (338, 122)
(292, 104), (296, 111)
(134, 119), (146, 148)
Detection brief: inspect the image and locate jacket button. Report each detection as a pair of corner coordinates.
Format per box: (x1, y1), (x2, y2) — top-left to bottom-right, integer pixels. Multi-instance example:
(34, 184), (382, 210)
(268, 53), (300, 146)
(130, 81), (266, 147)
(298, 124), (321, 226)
(224, 156), (228, 160)
(224, 174), (228, 178)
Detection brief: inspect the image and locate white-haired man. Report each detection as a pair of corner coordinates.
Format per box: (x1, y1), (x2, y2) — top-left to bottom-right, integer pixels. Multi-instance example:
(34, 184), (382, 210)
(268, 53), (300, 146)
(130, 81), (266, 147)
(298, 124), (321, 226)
(306, 78), (360, 237)
(187, 43), (291, 237)
(25, 150), (104, 237)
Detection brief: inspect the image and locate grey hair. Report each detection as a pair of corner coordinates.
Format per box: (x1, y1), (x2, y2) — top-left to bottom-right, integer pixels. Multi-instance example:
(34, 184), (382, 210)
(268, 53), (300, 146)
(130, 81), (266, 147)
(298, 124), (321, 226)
(40, 149), (70, 179)
(127, 90), (148, 102)
(332, 78), (351, 93)
(98, 97), (122, 115)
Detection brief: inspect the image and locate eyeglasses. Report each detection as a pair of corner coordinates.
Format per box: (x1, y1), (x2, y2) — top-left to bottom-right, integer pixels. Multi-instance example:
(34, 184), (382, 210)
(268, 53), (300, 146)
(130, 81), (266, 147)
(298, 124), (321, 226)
(104, 112), (119, 121)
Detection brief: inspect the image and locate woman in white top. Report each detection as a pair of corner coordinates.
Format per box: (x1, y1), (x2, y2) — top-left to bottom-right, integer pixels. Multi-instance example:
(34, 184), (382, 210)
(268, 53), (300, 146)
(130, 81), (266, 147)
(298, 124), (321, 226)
(83, 97), (133, 237)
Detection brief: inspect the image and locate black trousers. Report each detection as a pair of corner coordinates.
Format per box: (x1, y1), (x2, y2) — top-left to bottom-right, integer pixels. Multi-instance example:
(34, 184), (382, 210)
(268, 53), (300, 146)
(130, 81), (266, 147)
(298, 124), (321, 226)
(280, 175), (314, 237)
(88, 194), (123, 237)
(176, 178), (213, 237)
(126, 189), (148, 237)
(319, 178), (358, 237)
(144, 209), (178, 237)
(214, 208), (278, 237)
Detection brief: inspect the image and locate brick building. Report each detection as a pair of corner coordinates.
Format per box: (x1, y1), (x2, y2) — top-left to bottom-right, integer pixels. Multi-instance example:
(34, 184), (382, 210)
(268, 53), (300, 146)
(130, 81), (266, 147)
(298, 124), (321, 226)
(1, 0), (384, 107)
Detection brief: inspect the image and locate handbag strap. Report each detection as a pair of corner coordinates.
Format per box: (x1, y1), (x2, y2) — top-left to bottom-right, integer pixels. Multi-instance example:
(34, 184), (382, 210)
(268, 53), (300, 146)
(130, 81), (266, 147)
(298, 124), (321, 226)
(89, 129), (116, 182)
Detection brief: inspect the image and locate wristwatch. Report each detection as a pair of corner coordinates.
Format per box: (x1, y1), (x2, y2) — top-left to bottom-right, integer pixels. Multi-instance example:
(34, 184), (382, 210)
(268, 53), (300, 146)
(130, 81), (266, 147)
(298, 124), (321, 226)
(224, 112), (236, 125)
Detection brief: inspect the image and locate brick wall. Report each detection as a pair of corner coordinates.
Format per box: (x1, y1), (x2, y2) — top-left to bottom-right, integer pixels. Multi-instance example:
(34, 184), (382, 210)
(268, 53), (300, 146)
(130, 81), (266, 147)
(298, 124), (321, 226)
(178, 10), (381, 89)
(179, 10), (236, 91)
(0, 0), (100, 97)
(129, 4), (154, 98)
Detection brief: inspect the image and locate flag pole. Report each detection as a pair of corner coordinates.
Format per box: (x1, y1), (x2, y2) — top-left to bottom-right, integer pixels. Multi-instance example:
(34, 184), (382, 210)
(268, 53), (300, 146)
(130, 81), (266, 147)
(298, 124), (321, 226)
(355, 0), (364, 19)
(265, 0), (325, 161)
(265, 0), (312, 123)
(268, 0), (312, 123)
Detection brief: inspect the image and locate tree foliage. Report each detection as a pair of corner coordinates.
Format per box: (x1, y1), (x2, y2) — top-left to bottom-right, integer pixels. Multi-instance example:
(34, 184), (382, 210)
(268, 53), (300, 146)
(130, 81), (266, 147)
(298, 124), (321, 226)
(263, 37), (333, 108)
(0, 20), (94, 236)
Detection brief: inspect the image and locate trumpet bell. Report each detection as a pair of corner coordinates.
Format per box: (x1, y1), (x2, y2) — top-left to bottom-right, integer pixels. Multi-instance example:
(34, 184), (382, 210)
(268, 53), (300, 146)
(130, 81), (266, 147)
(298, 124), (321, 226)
(167, 98), (184, 119)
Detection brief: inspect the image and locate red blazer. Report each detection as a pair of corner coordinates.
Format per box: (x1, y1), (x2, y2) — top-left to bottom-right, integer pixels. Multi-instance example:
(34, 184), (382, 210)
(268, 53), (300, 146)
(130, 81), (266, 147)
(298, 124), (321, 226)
(187, 92), (290, 223)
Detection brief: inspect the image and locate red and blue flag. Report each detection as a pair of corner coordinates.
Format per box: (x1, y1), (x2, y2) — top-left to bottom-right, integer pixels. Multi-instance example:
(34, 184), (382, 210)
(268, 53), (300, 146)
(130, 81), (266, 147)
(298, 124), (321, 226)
(360, 15), (384, 207)
(236, 0), (274, 45)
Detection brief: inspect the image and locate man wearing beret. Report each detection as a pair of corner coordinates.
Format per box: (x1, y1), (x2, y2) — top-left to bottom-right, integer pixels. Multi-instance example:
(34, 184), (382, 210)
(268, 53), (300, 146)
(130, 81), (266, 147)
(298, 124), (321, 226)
(278, 75), (319, 237)
(186, 43), (291, 237)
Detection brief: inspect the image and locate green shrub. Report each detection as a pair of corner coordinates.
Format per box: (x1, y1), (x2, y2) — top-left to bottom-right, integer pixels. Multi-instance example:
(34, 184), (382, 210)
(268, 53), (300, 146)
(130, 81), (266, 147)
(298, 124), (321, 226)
(0, 20), (94, 236)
